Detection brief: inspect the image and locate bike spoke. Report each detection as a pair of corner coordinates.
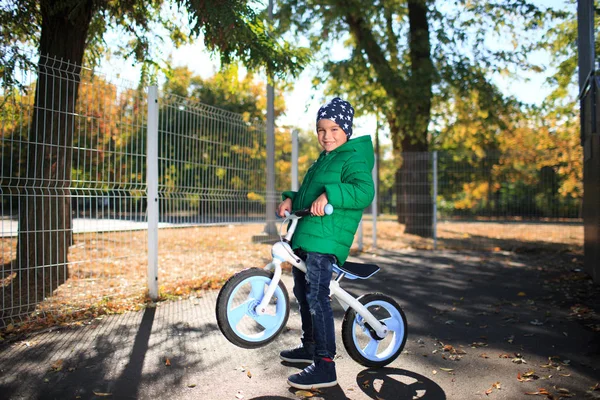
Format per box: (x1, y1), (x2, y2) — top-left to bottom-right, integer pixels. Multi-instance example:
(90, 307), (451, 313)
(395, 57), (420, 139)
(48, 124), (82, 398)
(228, 301), (251, 326)
(254, 313), (277, 330)
(363, 337), (380, 358)
(382, 316), (403, 333)
(249, 280), (265, 300)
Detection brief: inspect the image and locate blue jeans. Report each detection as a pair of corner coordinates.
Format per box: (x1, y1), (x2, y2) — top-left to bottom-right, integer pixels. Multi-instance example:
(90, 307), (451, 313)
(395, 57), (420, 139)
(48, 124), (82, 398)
(292, 251), (336, 360)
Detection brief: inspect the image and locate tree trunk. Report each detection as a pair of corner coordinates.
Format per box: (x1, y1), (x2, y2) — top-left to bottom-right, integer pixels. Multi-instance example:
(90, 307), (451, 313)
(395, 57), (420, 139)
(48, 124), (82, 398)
(16, 1), (95, 298)
(397, 144), (432, 237)
(338, 0), (434, 237)
(396, 0), (433, 237)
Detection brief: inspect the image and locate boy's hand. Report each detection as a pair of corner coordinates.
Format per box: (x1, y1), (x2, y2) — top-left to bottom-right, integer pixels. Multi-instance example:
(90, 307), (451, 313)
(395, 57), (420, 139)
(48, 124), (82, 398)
(277, 198), (292, 217)
(310, 193), (329, 216)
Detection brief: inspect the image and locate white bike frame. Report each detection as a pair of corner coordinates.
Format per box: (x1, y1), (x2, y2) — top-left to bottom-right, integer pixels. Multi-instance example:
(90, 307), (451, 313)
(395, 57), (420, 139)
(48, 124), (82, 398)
(255, 212), (389, 340)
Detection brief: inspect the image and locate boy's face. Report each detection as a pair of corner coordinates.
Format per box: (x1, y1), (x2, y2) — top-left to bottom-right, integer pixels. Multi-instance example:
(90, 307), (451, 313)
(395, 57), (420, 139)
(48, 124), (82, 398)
(317, 118), (348, 153)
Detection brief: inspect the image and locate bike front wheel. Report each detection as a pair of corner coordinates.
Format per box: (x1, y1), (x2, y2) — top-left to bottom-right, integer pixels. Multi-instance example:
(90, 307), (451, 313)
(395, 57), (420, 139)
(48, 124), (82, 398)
(216, 268), (290, 349)
(341, 293), (408, 368)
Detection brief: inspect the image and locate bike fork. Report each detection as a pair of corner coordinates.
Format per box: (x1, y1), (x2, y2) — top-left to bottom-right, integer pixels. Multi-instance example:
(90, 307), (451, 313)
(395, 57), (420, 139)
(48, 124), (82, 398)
(255, 260), (282, 315)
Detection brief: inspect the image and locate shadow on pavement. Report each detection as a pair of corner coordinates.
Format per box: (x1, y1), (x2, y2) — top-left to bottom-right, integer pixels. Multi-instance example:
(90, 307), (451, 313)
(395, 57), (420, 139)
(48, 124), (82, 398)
(112, 306), (156, 399)
(356, 368), (445, 400)
(249, 368), (445, 400)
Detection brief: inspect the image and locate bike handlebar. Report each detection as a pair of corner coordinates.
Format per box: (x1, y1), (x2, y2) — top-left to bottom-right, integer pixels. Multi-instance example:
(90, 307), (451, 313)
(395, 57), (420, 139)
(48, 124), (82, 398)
(287, 204), (334, 218)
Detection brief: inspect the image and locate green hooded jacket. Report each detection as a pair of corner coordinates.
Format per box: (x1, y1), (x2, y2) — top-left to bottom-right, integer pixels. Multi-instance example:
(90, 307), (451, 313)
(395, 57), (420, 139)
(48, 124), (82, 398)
(281, 135), (375, 265)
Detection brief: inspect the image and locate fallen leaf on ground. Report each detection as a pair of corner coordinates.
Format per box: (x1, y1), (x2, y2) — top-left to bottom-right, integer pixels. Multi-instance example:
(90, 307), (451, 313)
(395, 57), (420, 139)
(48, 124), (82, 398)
(485, 381), (501, 395)
(93, 392), (112, 397)
(246, 370), (252, 378)
(554, 387), (573, 397)
(295, 390), (314, 398)
(525, 388), (551, 396)
(165, 358), (171, 366)
(51, 359), (64, 371)
(512, 354), (527, 364)
(517, 370), (539, 382)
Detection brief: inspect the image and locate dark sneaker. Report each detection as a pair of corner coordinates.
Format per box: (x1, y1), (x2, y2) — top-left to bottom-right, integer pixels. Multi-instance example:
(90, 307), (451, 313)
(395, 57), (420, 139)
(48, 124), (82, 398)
(279, 344), (314, 363)
(287, 358), (337, 389)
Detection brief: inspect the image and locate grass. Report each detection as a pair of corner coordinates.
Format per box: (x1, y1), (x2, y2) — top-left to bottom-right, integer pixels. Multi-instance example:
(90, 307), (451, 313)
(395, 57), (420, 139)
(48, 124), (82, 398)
(0, 217), (583, 337)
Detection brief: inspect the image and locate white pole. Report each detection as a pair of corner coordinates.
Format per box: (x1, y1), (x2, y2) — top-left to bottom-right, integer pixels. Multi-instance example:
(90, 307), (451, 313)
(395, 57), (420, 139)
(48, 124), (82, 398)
(292, 129), (299, 191)
(432, 151), (438, 250)
(372, 152), (378, 250)
(147, 85), (159, 300)
(357, 219), (363, 252)
(264, 0), (277, 235)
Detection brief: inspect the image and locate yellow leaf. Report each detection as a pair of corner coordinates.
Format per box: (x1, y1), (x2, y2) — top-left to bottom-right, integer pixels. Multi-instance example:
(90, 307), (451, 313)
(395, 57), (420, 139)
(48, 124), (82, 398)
(295, 390), (314, 398)
(440, 368), (454, 372)
(246, 370), (252, 378)
(518, 292), (526, 297)
(93, 392), (112, 397)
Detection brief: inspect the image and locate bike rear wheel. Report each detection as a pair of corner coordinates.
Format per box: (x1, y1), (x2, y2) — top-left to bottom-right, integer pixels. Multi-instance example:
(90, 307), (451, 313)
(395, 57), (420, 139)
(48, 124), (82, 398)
(216, 268), (290, 349)
(341, 293), (407, 368)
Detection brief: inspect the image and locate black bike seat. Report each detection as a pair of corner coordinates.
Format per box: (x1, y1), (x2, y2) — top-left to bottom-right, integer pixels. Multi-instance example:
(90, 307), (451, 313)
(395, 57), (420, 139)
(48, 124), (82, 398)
(335, 261), (380, 279)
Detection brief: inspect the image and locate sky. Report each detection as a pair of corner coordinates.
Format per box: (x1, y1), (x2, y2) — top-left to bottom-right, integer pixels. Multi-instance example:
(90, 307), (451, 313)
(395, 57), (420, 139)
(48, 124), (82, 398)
(98, 0), (575, 138)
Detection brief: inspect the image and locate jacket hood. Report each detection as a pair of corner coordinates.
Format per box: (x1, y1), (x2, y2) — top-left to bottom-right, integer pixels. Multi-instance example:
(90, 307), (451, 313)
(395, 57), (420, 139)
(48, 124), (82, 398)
(331, 135), (375, 170)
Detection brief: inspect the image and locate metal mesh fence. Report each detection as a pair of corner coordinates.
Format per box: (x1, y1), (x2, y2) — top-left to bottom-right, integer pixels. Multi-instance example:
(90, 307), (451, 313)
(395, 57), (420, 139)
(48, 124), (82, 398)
(0, 55), (292, 327)
(378, 151), (583, 251)
(1, 55), (148, 327)
(152, 93), (290, 293)
(0, 54), (584, 329)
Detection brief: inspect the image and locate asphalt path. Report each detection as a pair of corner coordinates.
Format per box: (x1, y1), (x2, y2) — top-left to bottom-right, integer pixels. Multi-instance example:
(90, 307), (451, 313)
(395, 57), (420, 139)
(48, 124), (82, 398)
(0, 248), (598, 400)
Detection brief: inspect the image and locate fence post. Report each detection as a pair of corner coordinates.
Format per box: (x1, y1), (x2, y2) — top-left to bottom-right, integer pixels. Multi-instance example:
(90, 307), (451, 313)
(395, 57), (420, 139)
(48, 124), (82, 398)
(147, 85), (159, 300)
(372, 152), (378, 250)
(357, 219), (363, 252)
(432, 151), (438, 250)
(292, 129), (299, 191)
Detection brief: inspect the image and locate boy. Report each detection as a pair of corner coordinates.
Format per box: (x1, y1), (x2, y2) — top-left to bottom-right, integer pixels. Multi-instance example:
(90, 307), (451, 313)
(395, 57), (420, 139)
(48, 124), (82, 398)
(277, 97), (375, 389)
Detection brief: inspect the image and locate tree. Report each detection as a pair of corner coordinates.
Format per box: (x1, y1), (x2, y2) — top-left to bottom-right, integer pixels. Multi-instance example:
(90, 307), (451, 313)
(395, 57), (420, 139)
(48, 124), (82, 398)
(0, 0), (307, 297)
(275, 0), (567, 236)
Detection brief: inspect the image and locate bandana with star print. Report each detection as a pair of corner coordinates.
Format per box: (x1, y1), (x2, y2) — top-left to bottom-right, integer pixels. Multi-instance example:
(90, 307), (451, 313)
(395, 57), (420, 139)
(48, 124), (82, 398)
(316, 97), (355, 139)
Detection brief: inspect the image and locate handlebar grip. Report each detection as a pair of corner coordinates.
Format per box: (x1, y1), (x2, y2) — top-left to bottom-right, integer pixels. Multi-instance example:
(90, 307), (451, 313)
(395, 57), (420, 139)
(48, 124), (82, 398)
(293, 208), (312, 217)
(292, 204), (334, 217)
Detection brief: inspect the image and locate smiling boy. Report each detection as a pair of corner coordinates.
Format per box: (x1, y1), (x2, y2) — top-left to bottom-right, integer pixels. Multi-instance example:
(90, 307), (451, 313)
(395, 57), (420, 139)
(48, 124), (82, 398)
(277, 97), (375, 389)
